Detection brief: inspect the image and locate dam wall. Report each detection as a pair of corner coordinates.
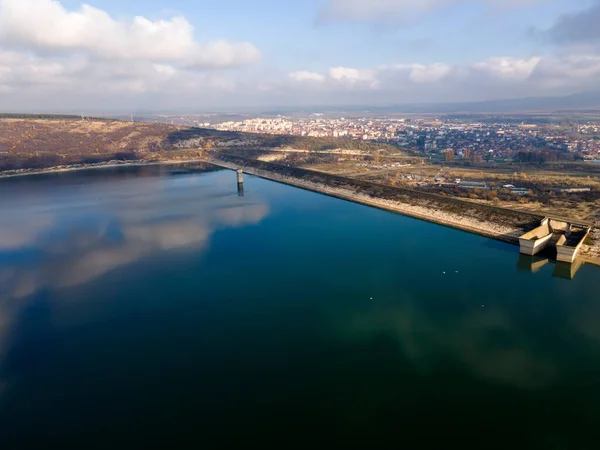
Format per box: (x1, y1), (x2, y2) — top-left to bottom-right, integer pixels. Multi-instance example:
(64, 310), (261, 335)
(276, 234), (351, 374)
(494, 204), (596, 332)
(519, 218), (553, 256)
(216, 154), (545, 231)
(556, 229), (591, 263)
(519, 217), (591, 264)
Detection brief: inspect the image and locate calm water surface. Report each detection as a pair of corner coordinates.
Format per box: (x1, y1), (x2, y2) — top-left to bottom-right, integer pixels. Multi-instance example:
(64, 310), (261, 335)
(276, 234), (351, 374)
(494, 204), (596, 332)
(0, 165), (599, 448)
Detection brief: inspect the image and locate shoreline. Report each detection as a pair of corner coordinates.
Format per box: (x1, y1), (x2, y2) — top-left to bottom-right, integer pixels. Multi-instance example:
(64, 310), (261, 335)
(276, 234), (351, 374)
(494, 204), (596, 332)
(206, 159), (600, 268)
(0, 158), (212, 179)
(3, 157), (599, 267)
(207, 160), (523, 244)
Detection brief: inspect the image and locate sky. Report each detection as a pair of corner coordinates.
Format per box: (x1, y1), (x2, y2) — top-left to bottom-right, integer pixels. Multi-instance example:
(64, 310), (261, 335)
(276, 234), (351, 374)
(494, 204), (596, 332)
(1, 0), (600, 112)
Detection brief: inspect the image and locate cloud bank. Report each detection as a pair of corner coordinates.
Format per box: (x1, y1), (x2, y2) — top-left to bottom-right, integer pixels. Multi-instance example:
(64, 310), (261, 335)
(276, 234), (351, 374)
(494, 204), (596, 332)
(0, 0), (261, 68)
(0, 0), (599, 110)
(0, 0), (262, 110)
(286, 55), (600, 105)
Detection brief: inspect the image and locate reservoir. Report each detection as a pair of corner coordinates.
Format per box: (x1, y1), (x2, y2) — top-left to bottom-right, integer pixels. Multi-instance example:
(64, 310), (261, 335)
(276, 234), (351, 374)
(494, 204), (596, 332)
(0, 164), (599, 448)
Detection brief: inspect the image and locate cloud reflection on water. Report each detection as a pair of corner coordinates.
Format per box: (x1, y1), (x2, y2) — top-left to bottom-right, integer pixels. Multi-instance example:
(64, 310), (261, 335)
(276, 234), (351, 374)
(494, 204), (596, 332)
(0, 168), (270, 358)
(333, 296), (569, 390)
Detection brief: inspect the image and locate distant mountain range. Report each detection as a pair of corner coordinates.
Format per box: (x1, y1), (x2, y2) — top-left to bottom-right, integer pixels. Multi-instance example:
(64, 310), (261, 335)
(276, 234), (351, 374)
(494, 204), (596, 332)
(7, 91), (600, 117)
(262, 91), (600, 116)
(395, 91), (600, 114)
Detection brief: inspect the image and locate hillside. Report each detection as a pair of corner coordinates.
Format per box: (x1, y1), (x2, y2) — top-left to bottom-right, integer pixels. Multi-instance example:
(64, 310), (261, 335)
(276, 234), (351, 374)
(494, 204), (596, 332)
(0, 119), (178, 171)
(0, 117), (402, 172)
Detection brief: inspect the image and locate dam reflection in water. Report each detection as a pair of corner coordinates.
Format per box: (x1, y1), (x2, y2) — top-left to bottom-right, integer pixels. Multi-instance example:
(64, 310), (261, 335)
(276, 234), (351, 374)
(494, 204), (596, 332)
(517, 252), (585, 280)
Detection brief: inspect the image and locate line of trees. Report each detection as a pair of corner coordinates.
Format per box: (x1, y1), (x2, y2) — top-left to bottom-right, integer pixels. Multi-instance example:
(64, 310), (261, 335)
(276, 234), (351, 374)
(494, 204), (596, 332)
(514, 149), (580, 163)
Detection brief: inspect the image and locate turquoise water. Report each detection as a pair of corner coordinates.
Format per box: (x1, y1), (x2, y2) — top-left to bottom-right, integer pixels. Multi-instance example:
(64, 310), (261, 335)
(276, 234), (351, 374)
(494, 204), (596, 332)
(0, 165), (599, 449)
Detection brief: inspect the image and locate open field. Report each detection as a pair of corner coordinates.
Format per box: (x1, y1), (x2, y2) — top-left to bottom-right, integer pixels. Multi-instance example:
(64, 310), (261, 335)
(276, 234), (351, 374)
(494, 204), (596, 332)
(297, 158), (600, 222)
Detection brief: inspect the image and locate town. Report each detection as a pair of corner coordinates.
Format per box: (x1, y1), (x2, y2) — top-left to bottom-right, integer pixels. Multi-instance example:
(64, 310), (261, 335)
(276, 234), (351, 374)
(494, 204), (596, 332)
(211, 115), (600, 163)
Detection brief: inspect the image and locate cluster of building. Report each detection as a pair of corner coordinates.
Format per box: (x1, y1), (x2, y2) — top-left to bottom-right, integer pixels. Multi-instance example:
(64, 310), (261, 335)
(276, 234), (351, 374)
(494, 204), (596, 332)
(214, 116), (400, 140)
(213, 116), (600, 162)
(412, 122), (600, 162)
(428, 178), (530, 195)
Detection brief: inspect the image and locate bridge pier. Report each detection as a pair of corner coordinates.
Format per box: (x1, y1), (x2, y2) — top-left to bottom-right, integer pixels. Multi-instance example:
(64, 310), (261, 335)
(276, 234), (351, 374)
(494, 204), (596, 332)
(237, 169), (244, 197)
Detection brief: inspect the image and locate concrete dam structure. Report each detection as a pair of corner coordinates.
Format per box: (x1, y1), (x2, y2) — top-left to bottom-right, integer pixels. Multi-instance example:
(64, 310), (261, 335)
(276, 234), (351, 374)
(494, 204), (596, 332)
(519, 218), (591, 264)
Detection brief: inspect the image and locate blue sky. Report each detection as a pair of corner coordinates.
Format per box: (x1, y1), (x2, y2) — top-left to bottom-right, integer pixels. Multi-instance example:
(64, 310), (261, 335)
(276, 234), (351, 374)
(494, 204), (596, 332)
(58, 0), (588, 67)
(1, 0), (599, 111)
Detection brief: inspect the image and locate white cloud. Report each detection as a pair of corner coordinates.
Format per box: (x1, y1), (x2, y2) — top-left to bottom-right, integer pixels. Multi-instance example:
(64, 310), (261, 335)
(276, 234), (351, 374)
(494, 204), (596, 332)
(0, 0), (263, 108)
(289, 71), (326, 82)
(0, 47), (243, 108)
(0, 0), (261, 68)
(529, 55), (600, 90)
(473, 57), (541, 79)
(329, 67), (377, 86)
(388, 63), (453, 84)
(285, 52), (600, 105)
(153, 64), (177, 78)
(3, 49), (600, 110)
(0, 50), (83, 88)
(293, 62), (454, 90)
(409, 64), (452, 84)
